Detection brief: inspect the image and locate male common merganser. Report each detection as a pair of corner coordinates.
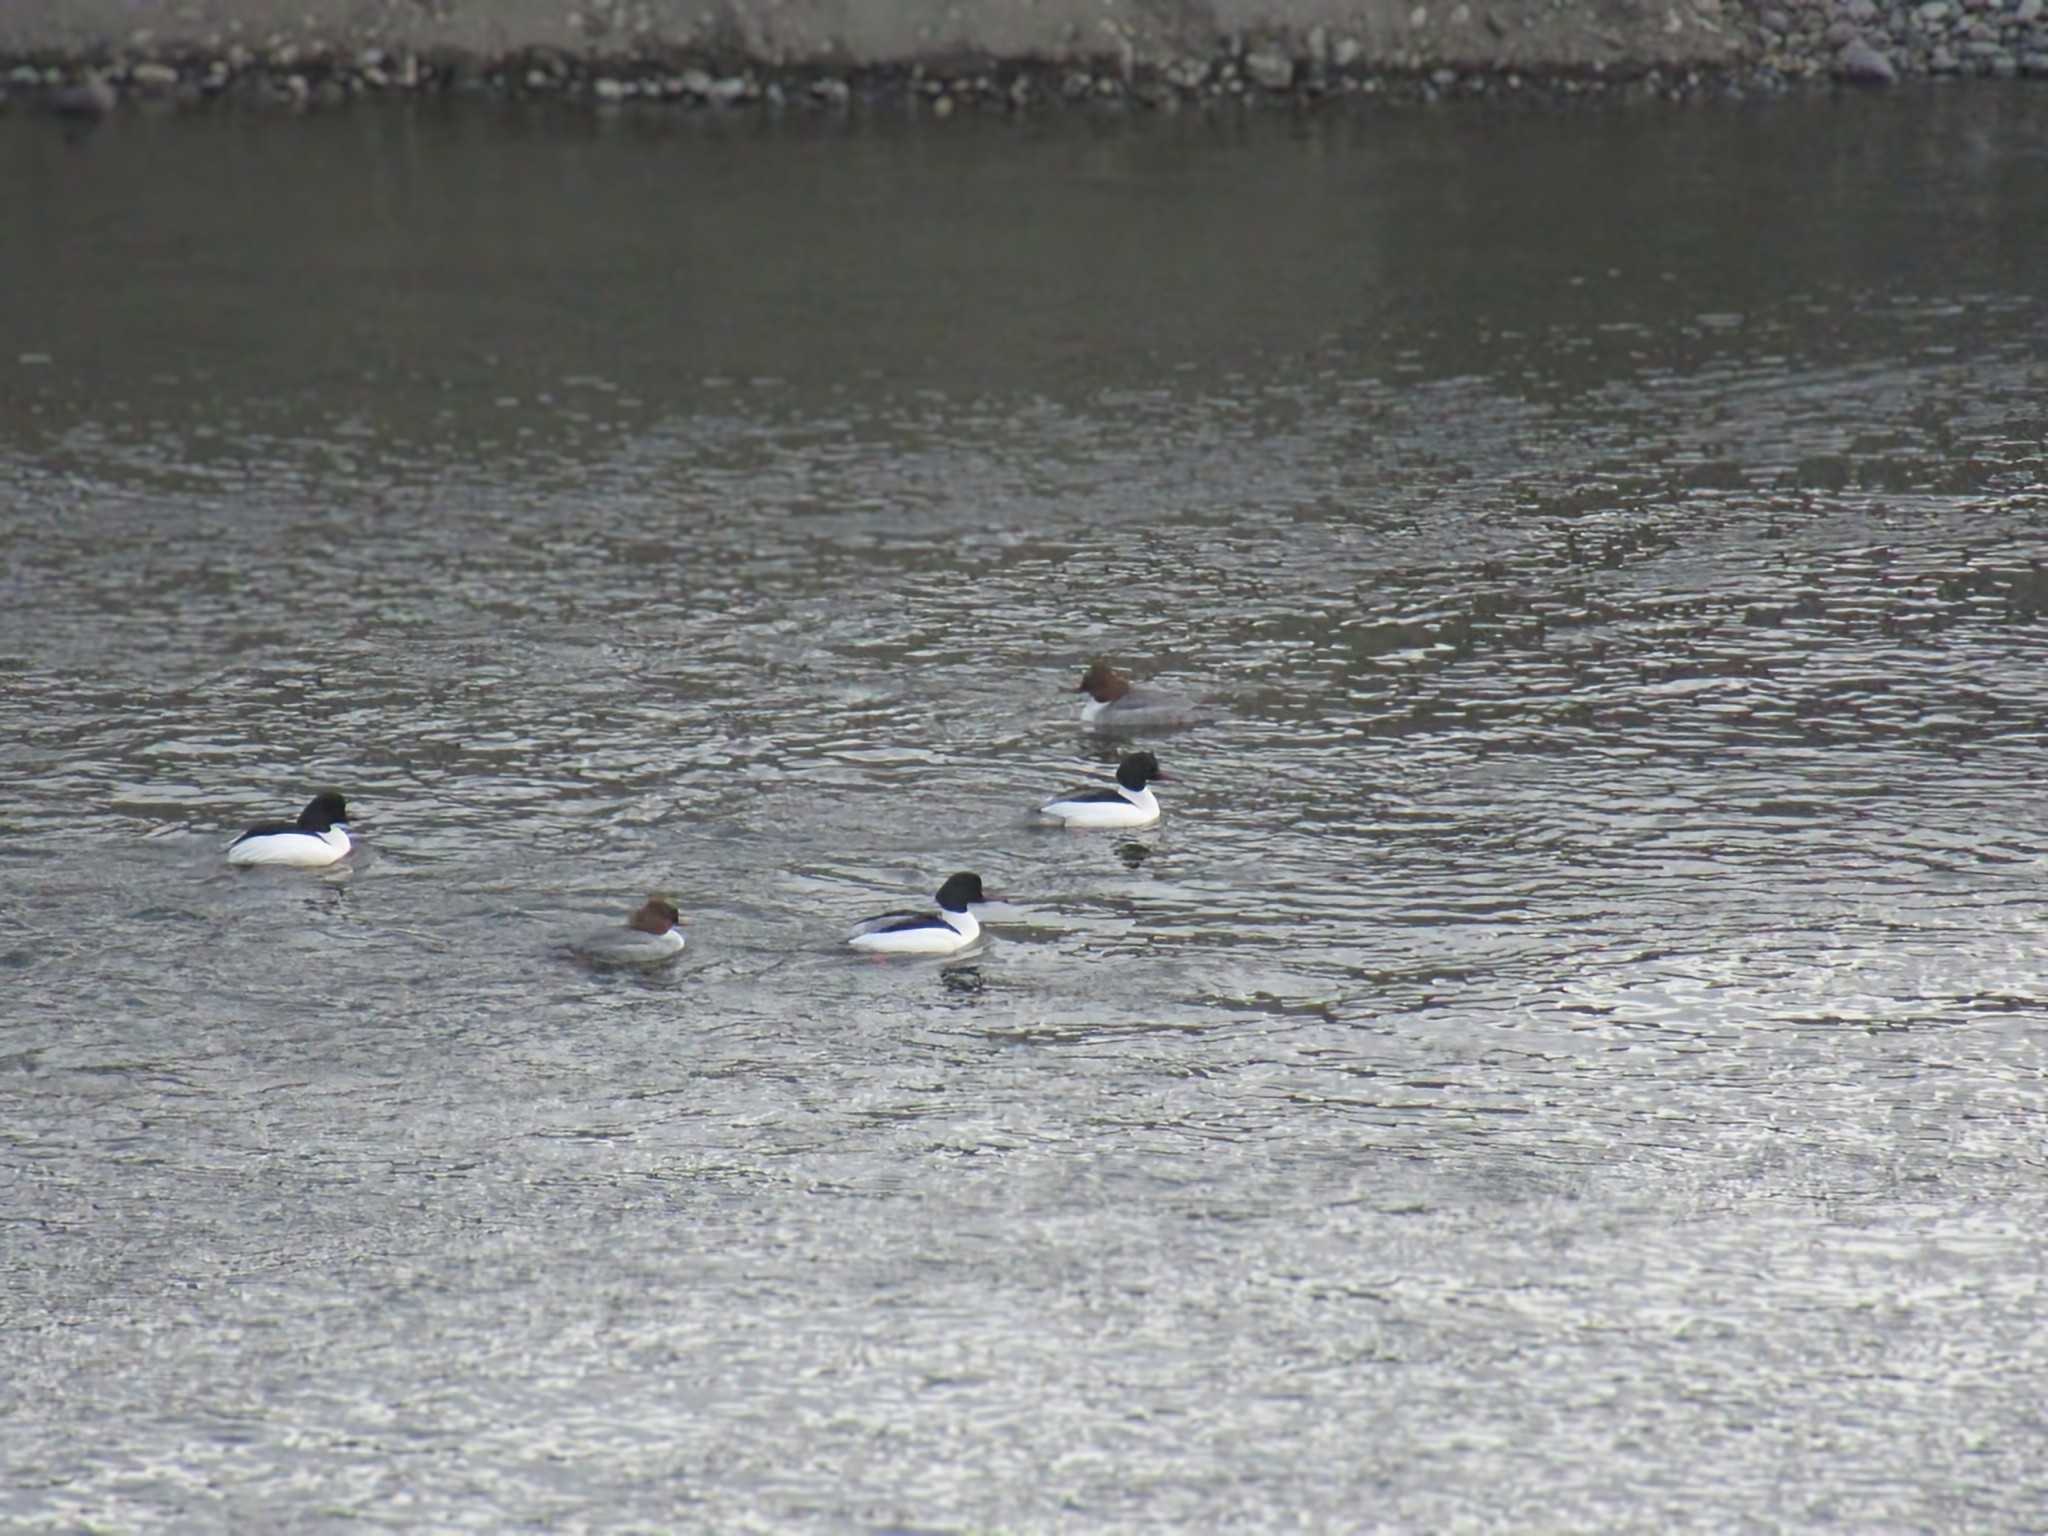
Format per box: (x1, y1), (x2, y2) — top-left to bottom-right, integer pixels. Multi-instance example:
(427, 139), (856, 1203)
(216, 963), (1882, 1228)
(846, 872), (995, 955)
(1076, 659), (1202, 729)
(1038, 752), (1168, 829)
(225, 791), (352, 867)
(574, 898), (687, 966)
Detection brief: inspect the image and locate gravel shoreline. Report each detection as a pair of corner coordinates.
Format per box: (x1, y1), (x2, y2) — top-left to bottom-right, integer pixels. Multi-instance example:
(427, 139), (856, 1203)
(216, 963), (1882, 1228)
(4, 0), (2045, 115)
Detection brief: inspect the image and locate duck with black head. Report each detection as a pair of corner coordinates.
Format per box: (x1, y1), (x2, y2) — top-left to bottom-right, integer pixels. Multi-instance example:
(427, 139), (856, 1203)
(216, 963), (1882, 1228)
(846, 873), (998, 955)
(226, 791), (353, 868)
(1037, 752), (1170, 829)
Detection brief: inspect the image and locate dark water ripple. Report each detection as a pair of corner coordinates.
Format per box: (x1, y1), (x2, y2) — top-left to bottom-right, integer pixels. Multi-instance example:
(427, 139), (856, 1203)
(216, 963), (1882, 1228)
(5, 96), (2048, 1531)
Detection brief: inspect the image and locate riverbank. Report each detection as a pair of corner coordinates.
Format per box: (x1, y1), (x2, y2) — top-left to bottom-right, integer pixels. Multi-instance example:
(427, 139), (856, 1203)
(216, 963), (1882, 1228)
(2, 0), (2045, 112)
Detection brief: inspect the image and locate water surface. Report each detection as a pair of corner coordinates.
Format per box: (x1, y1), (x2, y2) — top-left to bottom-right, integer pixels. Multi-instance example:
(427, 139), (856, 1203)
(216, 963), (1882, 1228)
(3, 89), (2047, 1530)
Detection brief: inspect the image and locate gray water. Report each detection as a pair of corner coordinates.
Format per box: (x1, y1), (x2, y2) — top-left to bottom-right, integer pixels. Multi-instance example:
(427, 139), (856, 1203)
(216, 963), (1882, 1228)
(3, 88), (2047, 1531)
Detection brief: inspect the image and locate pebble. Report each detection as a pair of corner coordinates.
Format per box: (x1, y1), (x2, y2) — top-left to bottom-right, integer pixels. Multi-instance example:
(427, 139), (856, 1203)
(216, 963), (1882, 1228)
(2018, 0), (2043, 21)
(51, 75), (117, 115)
(130, 62), (179, 90)
(1244, 49), (1294, 89)
(1837, 35), (1900, 76)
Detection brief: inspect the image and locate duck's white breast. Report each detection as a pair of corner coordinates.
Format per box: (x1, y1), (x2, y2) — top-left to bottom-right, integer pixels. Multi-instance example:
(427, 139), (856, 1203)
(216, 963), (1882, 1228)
(226, 827), (352, 868)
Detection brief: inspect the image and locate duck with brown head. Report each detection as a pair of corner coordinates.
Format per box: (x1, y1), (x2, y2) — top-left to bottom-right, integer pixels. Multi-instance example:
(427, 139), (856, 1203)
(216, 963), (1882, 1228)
(574, 898), (688, 966)
(1075, 659), (1203, 730)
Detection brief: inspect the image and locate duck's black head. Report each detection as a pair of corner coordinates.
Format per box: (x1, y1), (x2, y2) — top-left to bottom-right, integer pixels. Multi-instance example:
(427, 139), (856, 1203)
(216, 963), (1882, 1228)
(934, 872), (990, 912)
(299, 791), (350, 830)
(1116, 752), (1166, 791)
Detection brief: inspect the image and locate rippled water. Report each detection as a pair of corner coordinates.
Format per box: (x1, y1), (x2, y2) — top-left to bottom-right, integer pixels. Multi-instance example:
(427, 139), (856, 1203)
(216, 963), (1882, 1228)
(4, 90), (2047, 1530)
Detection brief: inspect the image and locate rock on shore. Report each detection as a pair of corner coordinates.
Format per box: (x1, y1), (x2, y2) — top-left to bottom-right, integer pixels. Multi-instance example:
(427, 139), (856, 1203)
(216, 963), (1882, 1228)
(1, 0), (2044, 111)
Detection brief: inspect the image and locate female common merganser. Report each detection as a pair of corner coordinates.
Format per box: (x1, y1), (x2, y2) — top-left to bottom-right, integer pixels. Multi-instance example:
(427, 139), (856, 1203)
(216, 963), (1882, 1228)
(846, 872), (995, 955)
(226, 791), (352, 867)
(1076, 659), (1202, 729)
(574, 898), (687, 966)
(1038, 752), (1168, 829)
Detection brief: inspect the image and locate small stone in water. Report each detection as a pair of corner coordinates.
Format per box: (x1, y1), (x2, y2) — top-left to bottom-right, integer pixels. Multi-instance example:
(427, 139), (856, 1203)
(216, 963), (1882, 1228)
(1837, 36), (1899, 79)
(51, 75), (117, 115)
(1244, 49), (1294, 89)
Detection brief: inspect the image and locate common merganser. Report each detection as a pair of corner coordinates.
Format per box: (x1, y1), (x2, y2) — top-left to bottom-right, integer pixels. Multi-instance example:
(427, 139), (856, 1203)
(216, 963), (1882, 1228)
(1037, 752), (1168, 829)
(226, 791), (352, 867)
(846, 872), (995, 955)
(1076, 659), (1202, 729)
(574, 898), (687, 966)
